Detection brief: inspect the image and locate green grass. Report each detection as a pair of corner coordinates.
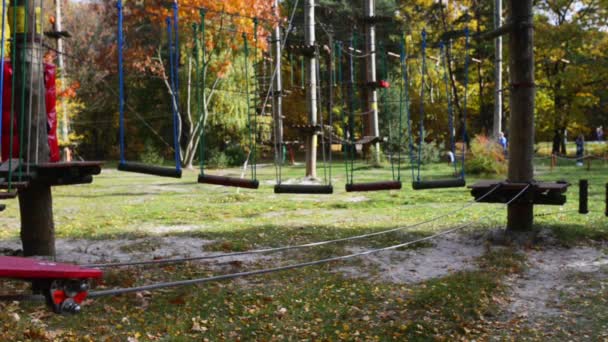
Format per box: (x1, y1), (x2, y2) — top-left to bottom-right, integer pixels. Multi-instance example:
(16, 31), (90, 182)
(0, 158), (606, 340)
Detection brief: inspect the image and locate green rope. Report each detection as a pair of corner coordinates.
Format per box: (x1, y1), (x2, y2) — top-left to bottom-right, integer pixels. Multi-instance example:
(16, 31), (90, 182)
(337, 41), (349, 185)
(289, 52), (294, 88)
(379, 43), (395, 180)
(242, 33), (254, 181)
(197, 10), (206, 176)
(300, 55), (304, 89)
(17, 0), (28, 182)
(251, 18), (258, 180)
(8, 1), (19, 189)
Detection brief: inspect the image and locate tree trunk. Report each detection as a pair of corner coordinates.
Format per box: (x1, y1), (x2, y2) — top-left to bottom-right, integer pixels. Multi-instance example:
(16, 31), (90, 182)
(506, 0), (535, 232)
(12, 0), (55, 256)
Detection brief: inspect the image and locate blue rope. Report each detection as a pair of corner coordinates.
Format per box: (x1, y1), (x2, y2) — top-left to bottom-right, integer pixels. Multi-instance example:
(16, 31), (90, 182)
(0, 0), (7, 150)
(117, 0), (125, 165)
(417, 30), (428, 182)
(441, 42), (458, 177)
(167, 17), (181, 172)
(172, 2), (179, 113)
(460, 28), (470, 179)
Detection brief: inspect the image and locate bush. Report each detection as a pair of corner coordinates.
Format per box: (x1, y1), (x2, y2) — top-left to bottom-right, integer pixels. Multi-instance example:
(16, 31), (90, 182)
(140, 139), (165, 165)
(365, 145), (387, 167)
(206, 148), (228, 168)
(418, 140), (441, 164)
(465, 135), (507, 175)
(224, 144), (248, 167)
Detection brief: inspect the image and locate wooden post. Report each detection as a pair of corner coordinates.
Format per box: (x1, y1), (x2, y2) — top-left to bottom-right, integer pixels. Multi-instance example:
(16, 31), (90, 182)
(272, 0), (283, 164)
(55, 0), (70, 161)
(492, 0), (503, 138)
(364, 0), (380, 163)
(11, 0), (55, 255)
(506, 0), (535, 232)
(304, 0), (317, 178)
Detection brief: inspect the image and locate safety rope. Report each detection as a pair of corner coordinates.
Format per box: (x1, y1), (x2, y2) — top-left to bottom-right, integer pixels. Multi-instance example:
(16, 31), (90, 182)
(117, 0), (126, 165)
(85, 184), (501, 269)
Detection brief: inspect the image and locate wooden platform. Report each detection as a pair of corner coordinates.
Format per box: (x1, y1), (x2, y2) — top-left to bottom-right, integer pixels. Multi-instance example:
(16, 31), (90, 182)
(469, 180), (569, 205)
(0, 256), (102, 280)
(0, 160), (103, 187)
(32, 161), (103, 186)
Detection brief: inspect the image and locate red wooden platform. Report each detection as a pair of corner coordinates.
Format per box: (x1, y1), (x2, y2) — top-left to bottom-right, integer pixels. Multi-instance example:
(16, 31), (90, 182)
(0, 256), (102, 280)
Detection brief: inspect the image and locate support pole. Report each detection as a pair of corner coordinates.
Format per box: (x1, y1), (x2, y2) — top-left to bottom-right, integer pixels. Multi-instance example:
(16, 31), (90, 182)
(579, 179), (588, 215)
(272, 0), (283, 164)
(492, 0), (503, 138)
(55, 0), (70, 161)
(12, 0), (54, 255)
(506, 0), (535, 232)
(605, 183), (607, 217)
(364, 0), (380, 163)
(304, 0), (317, 178)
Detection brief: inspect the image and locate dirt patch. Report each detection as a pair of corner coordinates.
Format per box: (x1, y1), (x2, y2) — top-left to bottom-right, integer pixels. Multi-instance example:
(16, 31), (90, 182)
(344, 196), (369, 203)
(505, 246), (607, 318)
(337, 233), (485, 284)
(0, 236), (274, 266)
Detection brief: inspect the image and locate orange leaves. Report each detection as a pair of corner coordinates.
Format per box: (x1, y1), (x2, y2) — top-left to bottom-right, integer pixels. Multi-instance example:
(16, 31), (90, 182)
(58, 80), (81, 99)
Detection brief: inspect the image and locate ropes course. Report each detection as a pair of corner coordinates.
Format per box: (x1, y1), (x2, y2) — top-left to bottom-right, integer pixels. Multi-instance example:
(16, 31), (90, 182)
(1, 184), (531, 308)
(116, 0), (182, 179)
(408, 29), (470, 191)
(1, 0), (603, 320)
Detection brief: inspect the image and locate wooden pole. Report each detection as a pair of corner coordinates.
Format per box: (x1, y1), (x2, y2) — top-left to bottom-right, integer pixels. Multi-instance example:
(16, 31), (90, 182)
(272, 0), (283, 164)
(364, 0), (380, 163)
(506, 0), (535, 232)
(55, 0), (70, 161)
(12, 0), (55, 256)
(492, 0), (503, 138)
(304, 0), (317, 178)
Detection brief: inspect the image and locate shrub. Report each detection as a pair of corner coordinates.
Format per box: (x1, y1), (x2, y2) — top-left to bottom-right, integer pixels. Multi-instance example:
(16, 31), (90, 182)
(140, 139), (165, 165)
(365, 145), (387, 167)
(465, 135), (507, 175)
(206, 148), (228, 168)
(224, 144), (248, 167)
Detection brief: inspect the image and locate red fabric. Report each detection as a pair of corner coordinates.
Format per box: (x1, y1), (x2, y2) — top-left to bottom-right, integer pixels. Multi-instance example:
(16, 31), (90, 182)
(45, 63), (60, 162)
(378, 80), (390, 89)
(0, 62), (60, 162)
(1, 61), (18, 160)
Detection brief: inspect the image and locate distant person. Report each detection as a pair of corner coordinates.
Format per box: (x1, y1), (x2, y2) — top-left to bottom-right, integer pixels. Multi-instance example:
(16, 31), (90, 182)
(446, 150), (455, 165)
(498, 132), (508, 156)
(597, 126), (604, 142)
(552, 129), (561, 155)
(575, 134), (585, 166)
